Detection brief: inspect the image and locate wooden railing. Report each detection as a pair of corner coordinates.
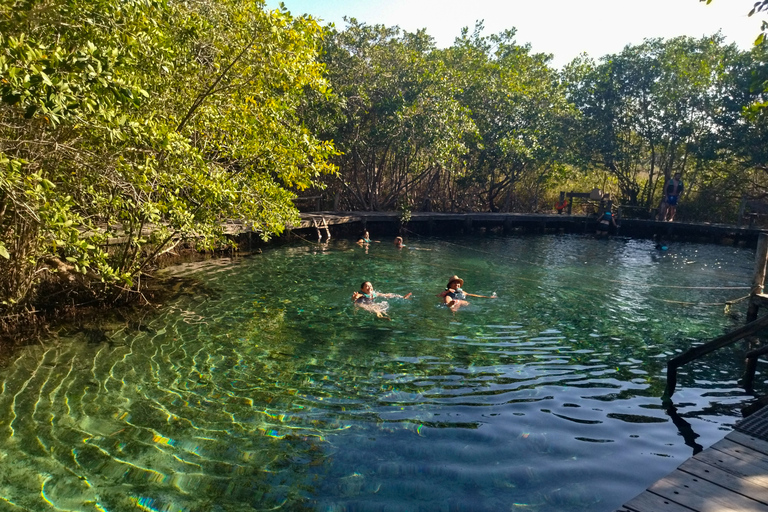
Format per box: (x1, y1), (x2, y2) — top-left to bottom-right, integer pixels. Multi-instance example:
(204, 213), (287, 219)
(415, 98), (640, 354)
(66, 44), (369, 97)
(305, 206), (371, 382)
(664, 232), (768, 400)
(664, 313), (768, 400)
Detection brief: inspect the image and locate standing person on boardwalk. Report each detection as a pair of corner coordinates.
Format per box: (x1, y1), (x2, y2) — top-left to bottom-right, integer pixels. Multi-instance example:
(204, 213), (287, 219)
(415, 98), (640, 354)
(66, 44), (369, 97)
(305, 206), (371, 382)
(662, 172), (684, 221)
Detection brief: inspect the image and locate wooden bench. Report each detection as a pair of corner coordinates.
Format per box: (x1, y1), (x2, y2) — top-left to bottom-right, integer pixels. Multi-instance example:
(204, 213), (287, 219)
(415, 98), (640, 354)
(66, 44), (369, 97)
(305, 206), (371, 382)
(738, 198), (768, 227)
(561, 189), (607, 216)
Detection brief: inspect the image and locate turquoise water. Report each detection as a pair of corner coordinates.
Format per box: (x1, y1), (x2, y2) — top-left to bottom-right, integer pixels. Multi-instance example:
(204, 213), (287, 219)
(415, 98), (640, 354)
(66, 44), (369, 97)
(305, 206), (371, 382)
(0, 234), (759, 511)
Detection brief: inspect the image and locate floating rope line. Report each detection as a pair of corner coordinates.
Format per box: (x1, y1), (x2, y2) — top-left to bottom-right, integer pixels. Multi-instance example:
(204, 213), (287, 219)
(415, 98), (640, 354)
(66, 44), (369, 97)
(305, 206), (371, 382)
(647, 296), (740, 307)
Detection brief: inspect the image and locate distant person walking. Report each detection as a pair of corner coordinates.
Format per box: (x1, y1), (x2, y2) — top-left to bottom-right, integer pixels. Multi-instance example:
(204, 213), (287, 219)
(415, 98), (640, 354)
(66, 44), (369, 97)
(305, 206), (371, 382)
(661, 172), (684, 222)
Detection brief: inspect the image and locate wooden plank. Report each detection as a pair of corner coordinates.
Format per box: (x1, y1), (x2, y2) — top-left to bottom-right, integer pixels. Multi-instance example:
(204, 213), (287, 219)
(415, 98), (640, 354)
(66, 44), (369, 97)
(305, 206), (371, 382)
(725, 431), (768, 457)
(753, 233), (768, 295)
(648, 468), (768, 511)
(617, 491), (697, 512)
(679, 457), (768, 505)
(695, 442), (768, 486)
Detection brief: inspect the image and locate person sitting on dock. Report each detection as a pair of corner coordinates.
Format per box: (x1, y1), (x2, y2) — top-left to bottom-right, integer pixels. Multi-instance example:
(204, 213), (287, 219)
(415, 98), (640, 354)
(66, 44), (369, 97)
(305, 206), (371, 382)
(596, 209), (617, 236)
(439, 275), (497, 311)
(352, 281), (411, 318)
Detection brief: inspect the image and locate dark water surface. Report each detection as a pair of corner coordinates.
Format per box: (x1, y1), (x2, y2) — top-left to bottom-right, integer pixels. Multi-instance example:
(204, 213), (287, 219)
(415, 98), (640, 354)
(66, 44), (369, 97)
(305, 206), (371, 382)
(0, 235), (760, 511)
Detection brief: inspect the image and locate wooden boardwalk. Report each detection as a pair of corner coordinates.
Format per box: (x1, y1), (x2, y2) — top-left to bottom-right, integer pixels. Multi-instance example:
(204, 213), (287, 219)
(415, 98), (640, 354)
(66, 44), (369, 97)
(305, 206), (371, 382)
(617, 406), (768, 512)
(268, 211), (766, 246)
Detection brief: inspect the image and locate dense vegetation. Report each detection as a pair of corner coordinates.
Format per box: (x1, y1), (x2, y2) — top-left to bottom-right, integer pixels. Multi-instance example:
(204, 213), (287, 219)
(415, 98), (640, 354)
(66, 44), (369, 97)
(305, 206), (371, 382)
(0, 0), (336, 318)
(309, 23), (768, 218)
(1, 0), (767, 319)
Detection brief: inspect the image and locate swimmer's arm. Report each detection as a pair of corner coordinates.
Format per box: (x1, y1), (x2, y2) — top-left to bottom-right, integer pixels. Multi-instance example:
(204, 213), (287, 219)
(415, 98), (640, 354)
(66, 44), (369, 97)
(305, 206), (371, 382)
(351, 292), (363, 302)
(378, 292), (412, 299)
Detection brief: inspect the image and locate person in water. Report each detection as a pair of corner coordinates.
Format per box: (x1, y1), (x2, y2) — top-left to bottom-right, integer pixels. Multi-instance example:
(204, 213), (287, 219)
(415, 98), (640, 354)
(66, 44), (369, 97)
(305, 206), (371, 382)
(357, 230), (376, 245)
(394, 236), (405, 249)
(596, 209), (618, 236)
(439, 275), (497, 311)
(352, 281), (412, 318)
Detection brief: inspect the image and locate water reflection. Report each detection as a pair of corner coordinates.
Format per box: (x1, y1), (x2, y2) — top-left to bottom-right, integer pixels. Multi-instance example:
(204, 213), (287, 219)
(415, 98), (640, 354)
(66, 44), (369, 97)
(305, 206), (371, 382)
(0, 235), (758, 511)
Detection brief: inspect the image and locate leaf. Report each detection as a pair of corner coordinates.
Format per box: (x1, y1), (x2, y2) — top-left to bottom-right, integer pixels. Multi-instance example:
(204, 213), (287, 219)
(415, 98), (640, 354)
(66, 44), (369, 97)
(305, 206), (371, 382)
(40, 71), (53, 86)
(0, 244), (9, 259)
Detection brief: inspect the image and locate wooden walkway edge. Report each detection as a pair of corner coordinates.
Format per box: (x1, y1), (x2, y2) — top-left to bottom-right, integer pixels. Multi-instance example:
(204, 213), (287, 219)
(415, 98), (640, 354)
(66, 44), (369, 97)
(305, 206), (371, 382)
(274, 212), (766, 246)
(617, 408), (768, 512)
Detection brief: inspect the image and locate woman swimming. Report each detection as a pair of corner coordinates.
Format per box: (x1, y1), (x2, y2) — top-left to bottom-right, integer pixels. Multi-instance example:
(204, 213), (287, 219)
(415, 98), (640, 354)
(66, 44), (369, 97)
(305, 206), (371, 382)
(439, 275), (497, 311)
(357, 230), (376, 245)
(352, 281), (412, 318)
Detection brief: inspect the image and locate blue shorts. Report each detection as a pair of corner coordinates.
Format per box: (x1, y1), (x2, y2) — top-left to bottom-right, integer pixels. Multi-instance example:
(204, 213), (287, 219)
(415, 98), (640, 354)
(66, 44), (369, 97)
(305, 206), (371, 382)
(666, 195), (679, 206)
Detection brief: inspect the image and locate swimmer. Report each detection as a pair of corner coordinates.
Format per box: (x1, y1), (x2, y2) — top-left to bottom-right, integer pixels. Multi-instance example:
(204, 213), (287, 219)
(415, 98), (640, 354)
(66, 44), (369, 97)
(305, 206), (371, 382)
(439, 275), (497, 311)
(357, 230), (378, 245)
(394, 236), (405, 249)
(352, 281), (412, 319)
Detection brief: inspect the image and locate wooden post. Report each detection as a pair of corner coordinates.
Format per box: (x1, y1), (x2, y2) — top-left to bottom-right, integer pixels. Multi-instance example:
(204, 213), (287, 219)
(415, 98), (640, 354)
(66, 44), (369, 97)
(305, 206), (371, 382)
(743, 342), (768, 391)
(567, 192), (573, 215)
(322, 216), (331, 240)
(744, 354), (760, 391)
(747, 233), (768, 322)
(557, 191), (566, 215)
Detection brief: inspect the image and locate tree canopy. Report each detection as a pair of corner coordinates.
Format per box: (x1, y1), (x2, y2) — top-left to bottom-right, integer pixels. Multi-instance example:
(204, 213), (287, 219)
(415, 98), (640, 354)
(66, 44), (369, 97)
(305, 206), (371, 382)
(2, 1), (768, 317)
(0, 0), (336, 312)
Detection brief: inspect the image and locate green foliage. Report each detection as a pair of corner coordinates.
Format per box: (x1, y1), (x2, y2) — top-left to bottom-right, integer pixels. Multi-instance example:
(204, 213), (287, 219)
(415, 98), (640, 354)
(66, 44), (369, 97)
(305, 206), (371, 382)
(443, 23), (575, 211)
(0, 0), (336, 311)
(563, 35), (754, 208)
(313, 19), (476, 211)
(312, 20), (575, 213)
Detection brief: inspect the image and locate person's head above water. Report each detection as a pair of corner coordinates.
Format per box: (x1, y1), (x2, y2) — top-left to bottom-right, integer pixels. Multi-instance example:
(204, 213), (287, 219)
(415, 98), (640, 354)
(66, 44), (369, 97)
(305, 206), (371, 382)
(394, 236), (403, 247)
(446, 275), (464, 289)
(360, 281), (373, 293)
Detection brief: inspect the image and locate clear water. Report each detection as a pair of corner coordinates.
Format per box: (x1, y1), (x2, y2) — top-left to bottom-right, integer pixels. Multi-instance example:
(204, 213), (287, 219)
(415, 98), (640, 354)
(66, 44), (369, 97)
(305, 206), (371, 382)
(0, 234), (760, 512)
